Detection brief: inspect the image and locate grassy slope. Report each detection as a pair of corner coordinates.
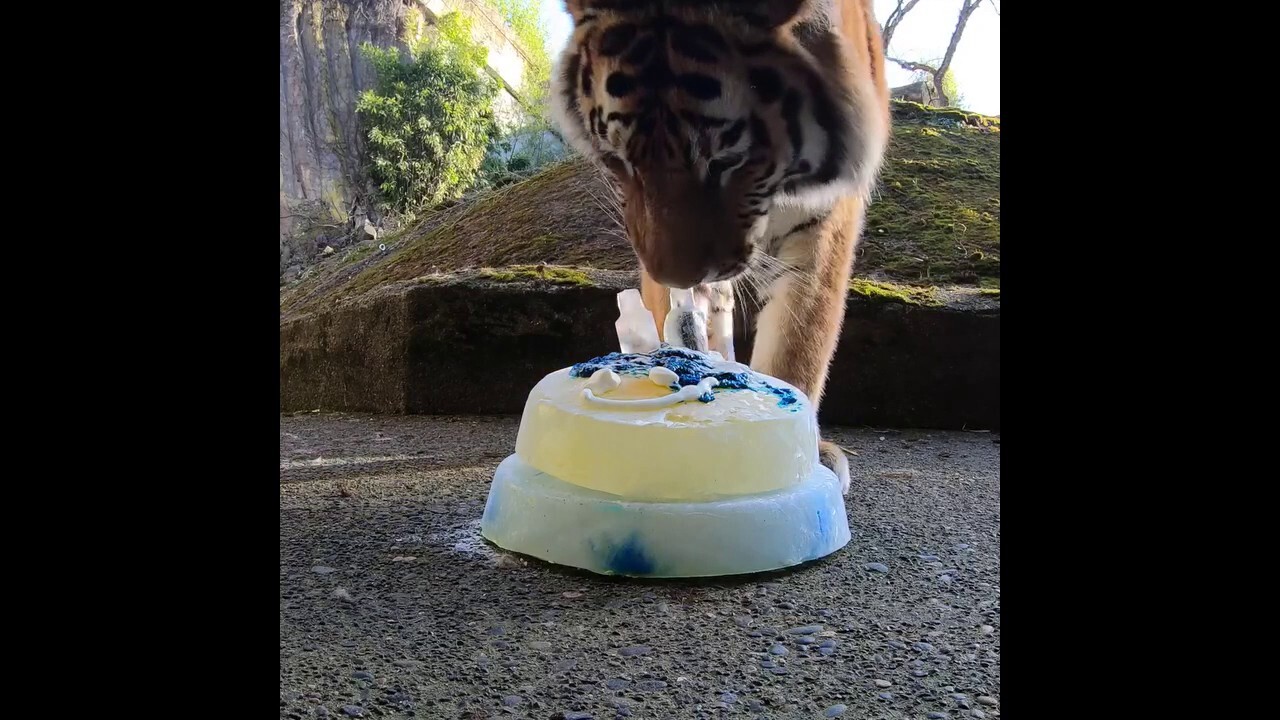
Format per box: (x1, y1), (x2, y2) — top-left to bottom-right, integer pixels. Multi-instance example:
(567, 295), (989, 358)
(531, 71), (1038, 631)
(282, 102), (999, 317)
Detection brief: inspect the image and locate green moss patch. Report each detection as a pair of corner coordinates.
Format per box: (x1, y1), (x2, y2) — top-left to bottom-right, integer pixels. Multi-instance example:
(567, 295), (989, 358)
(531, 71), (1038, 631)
(862, 103), (1000, 288)
(478, 265), (594, 286)
(849, 279), (942, 306)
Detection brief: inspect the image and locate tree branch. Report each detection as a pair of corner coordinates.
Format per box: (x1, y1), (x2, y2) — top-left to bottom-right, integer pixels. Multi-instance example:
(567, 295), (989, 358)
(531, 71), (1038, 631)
(888, 56), (939, 76)
(931, 0), (983, 106)
(881, 0), (923, 51)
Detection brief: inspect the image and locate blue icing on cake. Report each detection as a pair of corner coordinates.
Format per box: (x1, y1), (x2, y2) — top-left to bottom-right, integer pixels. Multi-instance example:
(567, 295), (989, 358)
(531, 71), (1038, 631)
(570, 345), (800, 409)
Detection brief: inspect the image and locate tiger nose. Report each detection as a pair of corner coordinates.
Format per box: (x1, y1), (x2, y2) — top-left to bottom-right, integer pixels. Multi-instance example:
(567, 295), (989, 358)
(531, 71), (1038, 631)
(647, 262), (706, 290)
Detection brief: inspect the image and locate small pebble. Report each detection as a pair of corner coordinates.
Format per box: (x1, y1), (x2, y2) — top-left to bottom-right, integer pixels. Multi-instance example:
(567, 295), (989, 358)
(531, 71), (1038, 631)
(788, 625), (823, 635)
(913, 642), (935, 653)
(864, 562), (889, 573)
(635, 680), (667, 691)
(605, 679), (629, 691)
(938, 575), (954, 585)
(351, 670), (372, 681)
(824, 704), (847, 717)
(980, 625), (995, 635)
(563, 712), (593, 720)
(529, 641), (552, 650)
(769, 644), (788, 656)
(888, 640), (906, 650)
(771, 667), (789, 675)
(619, 645), (651, 657)
(734, 616), (753, 628)
(970, 711), (985, 719)
(720, 693), (737, 703)
(777, 601), (796, 610)
(927, 714), (948, 719)
(502, 696), (523, 707)
(919, 554), (940, 562)
(955, 543), (970, 550)
(312, 566), (336, 574)
(913, 670), (929, 677)
(819, 639), (837, 648)
(977, 696), (998, 706)
(340, 707), (364, 718)
(878, 692), (894, 701)
(760, 660), (776, 668)
(315, 708), (329, 719)
(874, 679), (892, 688)
(797, 636), (814, 645)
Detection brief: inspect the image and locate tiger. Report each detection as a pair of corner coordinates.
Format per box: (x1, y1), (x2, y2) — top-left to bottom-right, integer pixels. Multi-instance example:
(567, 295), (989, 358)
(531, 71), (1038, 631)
(550, 0), (891, 494)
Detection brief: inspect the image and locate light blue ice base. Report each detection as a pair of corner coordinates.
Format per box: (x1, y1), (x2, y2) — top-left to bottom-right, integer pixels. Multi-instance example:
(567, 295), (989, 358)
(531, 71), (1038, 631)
(479, 455), (851, 578)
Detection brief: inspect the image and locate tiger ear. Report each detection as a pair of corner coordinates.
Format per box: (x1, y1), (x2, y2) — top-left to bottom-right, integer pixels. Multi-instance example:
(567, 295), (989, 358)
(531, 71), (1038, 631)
(562, 0), (591, 23)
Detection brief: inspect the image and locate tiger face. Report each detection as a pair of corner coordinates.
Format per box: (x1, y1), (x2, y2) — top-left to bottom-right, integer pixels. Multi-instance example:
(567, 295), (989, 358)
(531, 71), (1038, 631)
(551, 0), (887, 289)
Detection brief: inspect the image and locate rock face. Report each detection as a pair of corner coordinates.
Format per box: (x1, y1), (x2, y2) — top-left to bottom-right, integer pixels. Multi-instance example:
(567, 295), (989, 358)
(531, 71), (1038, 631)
(278, 0), (540, 278)
(279, 0), (410, 274)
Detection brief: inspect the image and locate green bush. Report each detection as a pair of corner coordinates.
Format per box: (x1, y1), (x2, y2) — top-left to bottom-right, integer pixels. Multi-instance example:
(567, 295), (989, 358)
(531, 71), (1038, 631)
(356, 13), (500, 213)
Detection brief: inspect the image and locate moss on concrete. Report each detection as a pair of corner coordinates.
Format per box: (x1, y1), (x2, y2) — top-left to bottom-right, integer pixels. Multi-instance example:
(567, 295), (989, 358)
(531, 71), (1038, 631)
(862, 103), (1000, 288)
(478, 265), (594, 286)
(849, 279), (942, 306)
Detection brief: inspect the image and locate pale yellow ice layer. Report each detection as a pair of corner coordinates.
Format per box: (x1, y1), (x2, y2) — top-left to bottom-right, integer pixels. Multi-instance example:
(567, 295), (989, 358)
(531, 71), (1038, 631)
(514, 369), (818, 501)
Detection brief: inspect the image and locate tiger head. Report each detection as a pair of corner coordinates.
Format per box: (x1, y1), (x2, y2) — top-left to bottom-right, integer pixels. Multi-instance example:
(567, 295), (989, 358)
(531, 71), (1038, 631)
(550, 0), (888, 289)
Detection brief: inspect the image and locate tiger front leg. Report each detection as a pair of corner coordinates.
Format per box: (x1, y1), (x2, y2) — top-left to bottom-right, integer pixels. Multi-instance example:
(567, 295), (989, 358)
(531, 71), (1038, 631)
(747, 199), (861, 494)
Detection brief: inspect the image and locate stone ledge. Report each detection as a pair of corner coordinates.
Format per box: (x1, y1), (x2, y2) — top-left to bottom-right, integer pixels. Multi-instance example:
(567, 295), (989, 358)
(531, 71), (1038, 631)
(280, 271), (999, 429)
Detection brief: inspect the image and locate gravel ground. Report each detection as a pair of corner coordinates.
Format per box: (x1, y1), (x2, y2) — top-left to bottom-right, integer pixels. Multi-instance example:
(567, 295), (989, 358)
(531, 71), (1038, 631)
(280, 414), (1000, 719)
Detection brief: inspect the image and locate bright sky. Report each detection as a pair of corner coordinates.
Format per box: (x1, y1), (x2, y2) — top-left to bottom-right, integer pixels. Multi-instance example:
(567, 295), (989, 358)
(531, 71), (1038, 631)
(536, 0), (999, 116)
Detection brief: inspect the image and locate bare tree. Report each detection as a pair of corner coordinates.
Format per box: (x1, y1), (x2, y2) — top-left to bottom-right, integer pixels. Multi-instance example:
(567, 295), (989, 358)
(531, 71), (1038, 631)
(883, 0), (995, 108)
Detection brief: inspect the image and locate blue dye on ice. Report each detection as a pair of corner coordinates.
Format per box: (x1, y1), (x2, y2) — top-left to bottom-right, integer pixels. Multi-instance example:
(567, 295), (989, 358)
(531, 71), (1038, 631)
(602, 534), (656, 575)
